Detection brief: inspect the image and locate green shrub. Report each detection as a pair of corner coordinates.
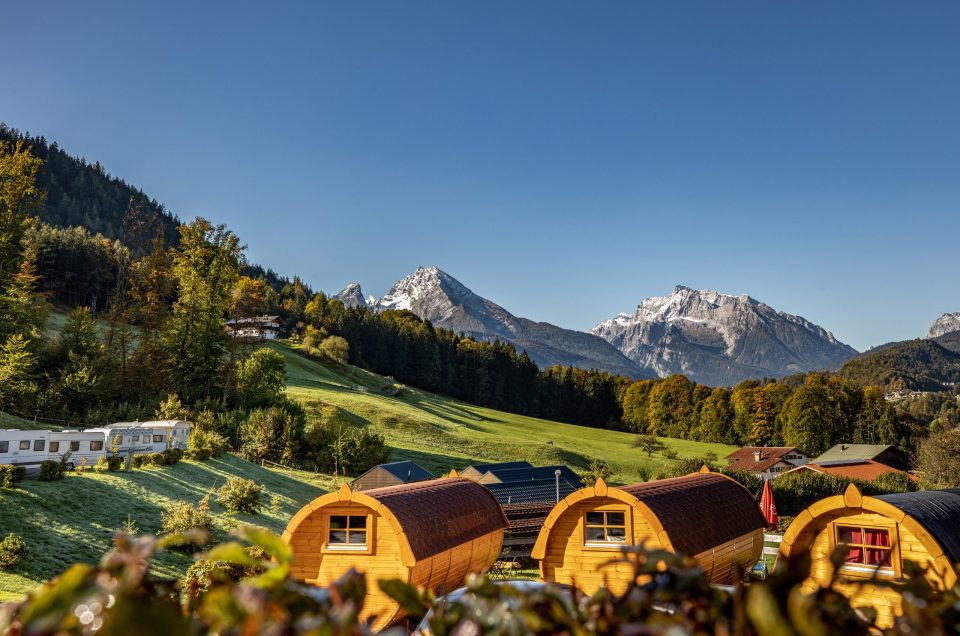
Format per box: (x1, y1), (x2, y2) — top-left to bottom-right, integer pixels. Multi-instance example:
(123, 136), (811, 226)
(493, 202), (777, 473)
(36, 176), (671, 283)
(132, 455), (148, 468)
(662, 449), (679, 460)
(146, 452), (165, 466)
(160, 496), (214, 548)
(187, 429), (230, 461)
(0, 465), (26, 488)
(38, 460), (64, 481)
(0, 533), (26, 570)
(216, 477), (263, 514)
(162, 448), (183, 465)
(872, 470), (917, 493)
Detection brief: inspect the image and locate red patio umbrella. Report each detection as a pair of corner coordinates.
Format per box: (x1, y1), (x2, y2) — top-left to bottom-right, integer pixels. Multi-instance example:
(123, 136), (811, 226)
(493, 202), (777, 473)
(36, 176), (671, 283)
(759, 478), (778, 530)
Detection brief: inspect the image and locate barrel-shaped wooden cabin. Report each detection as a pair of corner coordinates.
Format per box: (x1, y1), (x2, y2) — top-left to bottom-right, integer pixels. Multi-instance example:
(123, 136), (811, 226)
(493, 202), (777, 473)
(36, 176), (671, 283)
(282, 477), (508, 629)
(778, 484), (960, 628)
(531, 470), (765, 594)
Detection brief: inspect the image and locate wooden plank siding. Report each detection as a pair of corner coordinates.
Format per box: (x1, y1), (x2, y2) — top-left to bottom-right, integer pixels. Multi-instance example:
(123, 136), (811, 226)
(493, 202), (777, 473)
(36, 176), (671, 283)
(534, 474), (764, 595)
(283, 479), (508, 631)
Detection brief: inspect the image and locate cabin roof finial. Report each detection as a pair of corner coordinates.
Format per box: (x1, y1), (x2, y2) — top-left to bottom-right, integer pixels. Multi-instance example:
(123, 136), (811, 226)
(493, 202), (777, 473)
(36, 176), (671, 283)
(448, 468), (459, 478)
(338, 482), (352, 501)
(843, 482), (863, 507)
(699, 464), (711, 474)
(594, 477), (608, 496)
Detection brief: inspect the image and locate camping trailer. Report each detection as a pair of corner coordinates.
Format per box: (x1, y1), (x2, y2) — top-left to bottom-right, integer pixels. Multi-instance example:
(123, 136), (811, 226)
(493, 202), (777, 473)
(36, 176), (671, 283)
(0, 429), (51, 470)
(48, 430), (108, 468)
(532, 469), (766, 594)
(282, 477), (509, 630)
(777, 483), (960, 627)
(104, 420), (192, 451)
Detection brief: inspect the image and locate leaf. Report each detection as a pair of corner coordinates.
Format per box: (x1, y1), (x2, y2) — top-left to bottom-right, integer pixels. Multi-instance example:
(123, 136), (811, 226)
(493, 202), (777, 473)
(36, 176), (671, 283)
(235, 525), (292, 564)
(203, 542), (259, 567)
(378, 578), (429, 617)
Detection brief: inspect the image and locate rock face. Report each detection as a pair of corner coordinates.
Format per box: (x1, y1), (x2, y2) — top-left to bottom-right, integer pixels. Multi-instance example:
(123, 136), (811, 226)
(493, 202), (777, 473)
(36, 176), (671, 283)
(928, 312), (960, 338)
(333, 283), (368, 309)
(374, 267), (651, 378)
(590, 285), (857, 386)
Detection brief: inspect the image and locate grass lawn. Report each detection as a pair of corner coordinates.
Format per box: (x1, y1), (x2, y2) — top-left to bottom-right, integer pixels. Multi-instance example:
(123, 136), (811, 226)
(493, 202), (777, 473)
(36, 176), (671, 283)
(276, 342), (736, 484)
(0, 454), (339, 601)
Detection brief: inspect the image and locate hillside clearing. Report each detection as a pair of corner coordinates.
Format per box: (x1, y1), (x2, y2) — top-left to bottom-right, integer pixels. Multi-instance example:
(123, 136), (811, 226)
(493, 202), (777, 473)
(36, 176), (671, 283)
(277, 342), (735, 483)
(0, 454), (337, 601)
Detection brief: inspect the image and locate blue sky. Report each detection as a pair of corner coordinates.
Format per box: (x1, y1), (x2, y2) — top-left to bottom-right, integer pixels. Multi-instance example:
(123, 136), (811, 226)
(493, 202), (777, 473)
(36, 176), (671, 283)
(3, 1), (958, 351)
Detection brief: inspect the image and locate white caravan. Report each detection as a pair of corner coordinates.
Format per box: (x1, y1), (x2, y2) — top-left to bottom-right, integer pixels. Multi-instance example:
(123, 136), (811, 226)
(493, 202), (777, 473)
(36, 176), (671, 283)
(48, 430), (107, 468)
(0, 429), (52, 469)
(105, 420), (193, 451)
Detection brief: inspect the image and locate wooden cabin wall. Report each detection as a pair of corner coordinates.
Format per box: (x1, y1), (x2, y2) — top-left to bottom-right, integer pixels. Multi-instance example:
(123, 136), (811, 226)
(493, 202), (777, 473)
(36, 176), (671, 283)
(539, 499), (658, 595)
(286, 502), (407, 629)
(409, 529), (504, 596)
(693, 528), (763, 584)
(802, 510), (938, 628)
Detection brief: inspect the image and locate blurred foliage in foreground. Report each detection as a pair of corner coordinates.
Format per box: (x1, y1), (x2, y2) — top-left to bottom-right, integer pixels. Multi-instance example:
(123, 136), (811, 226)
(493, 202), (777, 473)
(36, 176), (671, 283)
(2, 527), (959, 636)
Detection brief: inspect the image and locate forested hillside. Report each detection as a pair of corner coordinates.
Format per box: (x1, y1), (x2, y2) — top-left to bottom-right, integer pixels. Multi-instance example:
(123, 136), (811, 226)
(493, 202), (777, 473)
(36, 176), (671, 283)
(837, 338), (960, 391)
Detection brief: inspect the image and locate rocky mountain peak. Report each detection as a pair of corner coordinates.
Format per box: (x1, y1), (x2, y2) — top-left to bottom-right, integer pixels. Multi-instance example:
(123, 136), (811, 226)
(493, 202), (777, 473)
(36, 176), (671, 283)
(333, 282), (368, 308)
(591, 286), (856, 386)
(929, 312), (960, 338)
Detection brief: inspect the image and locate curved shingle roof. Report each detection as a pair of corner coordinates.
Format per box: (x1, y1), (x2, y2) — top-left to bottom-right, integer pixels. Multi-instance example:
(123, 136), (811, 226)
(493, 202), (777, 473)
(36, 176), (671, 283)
(365, 477), (508, 560)
(875, 489), (960, 563)
(621, 473), (766, 556)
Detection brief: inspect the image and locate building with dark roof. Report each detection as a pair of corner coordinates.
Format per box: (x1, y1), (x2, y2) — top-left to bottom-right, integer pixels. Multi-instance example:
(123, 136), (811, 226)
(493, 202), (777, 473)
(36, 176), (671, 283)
(476, 465), (583, 486)
(459, 460), (533, 481)
(484, 476), (582, 505)
(350, 461), (434, 491)
(778, 483), (960, 628)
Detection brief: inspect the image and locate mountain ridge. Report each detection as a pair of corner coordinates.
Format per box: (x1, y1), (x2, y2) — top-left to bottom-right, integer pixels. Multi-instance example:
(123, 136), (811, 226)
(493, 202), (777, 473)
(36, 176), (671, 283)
(590, 285), (858, 386)
(368, 266), (652, 378)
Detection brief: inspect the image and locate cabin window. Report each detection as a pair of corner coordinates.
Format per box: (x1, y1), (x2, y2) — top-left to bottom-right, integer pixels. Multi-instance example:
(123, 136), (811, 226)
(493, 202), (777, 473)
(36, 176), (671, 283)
(69, 441), (80, 452)
(153, 435), (164, 443)
(326, 515), (368, 550)
(0, 441), (8, 453)
(49, 441), (59, 453)
(132, 435), (139, 442)
(584, 511), (627, 546)
(34, 440), (45, 451)
(19, 440), (30, 450)
(836, 525), (893, 572)
(90, 441), (104, 451)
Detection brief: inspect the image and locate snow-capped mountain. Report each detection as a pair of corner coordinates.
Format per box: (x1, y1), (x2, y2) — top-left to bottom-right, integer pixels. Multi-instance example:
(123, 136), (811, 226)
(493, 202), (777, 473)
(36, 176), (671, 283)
(591, 285), (858, 386)
(333, 282), (369, 309)
(928, 312), (960, 338)
(373, 267), (651, 378)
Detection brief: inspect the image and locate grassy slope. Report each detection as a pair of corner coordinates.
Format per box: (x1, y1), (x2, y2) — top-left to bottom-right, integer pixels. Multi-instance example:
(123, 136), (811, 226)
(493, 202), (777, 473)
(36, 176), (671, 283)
(0, 455), (338, 601)
(0, 411), (47, 431)
(277, 342), (735, 484)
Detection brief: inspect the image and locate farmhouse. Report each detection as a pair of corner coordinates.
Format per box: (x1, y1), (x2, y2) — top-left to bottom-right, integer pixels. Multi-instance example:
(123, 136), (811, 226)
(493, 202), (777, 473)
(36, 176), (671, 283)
(812, 444), (910, 471)
(783, 459), (913, 482)
(725, 446), (808, 480)
(350, 460), (433, 491)
(224, 315), (285, 340)
(282, 477), (508, 630)
(777, 483), (960, 627)
(532, 469), (765, 594)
